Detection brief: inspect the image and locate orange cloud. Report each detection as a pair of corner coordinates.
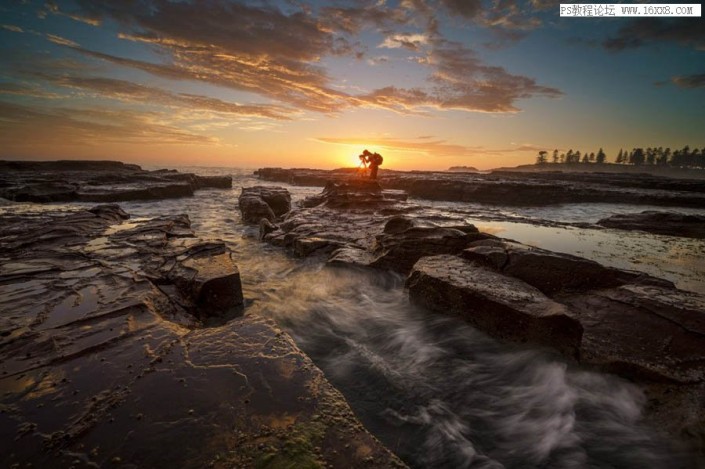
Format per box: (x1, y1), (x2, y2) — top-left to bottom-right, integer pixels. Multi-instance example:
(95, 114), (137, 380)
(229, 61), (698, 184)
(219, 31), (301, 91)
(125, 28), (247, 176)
(315, 136), (550, 158)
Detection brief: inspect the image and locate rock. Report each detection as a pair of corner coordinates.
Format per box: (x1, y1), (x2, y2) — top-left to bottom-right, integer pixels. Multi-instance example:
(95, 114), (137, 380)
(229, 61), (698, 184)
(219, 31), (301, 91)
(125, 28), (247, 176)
(174, 252), (243, 315)
(302, 180), (387, 209)
(239, 195), (275, 223)
(0, 160), (231, 203)
(461, 240), (669, 294)
(260, 189), (291, 216)
(0, 204), (403, 468)
(258, 186), (484, 273)
(259, 218), (278, 240)
(238, 186), (290, 224)
(264, 183), (416, 263)
(88, 203), (130, 223)
(598, 211), (705, 239)
(461, 245), (508, 270)
(556, 283), (705, 384)
(371, 217), (483, 273)
(328, 247), (377, 268)
(407, 255), (584, 358)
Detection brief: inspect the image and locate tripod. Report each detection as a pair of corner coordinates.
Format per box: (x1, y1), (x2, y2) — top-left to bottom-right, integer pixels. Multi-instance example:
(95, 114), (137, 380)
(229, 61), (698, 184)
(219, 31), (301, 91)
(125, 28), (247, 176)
(356, 158), (369, 177)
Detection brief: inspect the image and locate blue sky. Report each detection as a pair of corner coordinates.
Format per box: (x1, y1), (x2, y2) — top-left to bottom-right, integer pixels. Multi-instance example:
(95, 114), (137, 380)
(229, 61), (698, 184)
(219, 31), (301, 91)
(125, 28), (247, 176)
(0, 0), (703, 169)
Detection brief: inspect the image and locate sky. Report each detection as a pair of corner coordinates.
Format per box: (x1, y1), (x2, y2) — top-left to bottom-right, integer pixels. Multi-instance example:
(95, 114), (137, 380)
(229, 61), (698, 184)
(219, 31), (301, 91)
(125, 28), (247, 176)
(0, 0), (703, 171)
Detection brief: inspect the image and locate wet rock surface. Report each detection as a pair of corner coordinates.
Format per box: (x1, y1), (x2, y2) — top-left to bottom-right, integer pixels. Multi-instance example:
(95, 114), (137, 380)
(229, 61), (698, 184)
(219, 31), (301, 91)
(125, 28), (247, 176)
(260, 182), (485, 271)
(407, 255), (584, 358)
(255, 167), (705, 208)
(0, 203), (404, 468)
(0, 160), (231, 203)
(598, 210), (705, 238)
(257, 181), (705, 460)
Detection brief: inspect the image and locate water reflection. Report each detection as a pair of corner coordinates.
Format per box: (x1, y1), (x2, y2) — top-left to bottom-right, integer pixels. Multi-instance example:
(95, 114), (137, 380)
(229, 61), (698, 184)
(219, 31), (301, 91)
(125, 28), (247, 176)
(470, 220), (705, 293)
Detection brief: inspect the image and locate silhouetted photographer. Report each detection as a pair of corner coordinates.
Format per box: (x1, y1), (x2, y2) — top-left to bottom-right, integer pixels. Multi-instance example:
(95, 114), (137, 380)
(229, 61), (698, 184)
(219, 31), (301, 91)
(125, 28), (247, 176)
(359, 149), (383, 179)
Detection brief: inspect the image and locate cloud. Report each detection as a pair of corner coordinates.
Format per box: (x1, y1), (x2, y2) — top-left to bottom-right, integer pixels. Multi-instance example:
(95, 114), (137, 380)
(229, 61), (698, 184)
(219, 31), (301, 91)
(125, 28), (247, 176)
(1, 24), (24, 33)
(37, 75), (297, 120)
(35, 0), (560, 116)
(316, 136), (481, 156)
(46, 34), (79, 47)
(315, 136), (550, 157)
(671, 73), (705, 89)
(42, 1), (102, 26)
(603, 18), (705, 51)
(0, 82), (61, 99)
(320, 2), (408, 34)
(367, 56), (390, 66)
(359, 39), (562, 113)
(379, 33), (429, 50)
(0, 100), (216, 147)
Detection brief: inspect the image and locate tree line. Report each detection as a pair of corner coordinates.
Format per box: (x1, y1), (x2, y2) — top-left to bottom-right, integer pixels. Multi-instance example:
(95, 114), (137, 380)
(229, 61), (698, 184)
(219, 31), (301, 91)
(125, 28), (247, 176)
(535, 145), (705, 168)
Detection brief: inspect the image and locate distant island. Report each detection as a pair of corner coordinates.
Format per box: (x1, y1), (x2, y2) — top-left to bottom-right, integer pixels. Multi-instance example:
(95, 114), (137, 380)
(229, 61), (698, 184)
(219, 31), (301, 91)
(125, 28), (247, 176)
(447, 166), (479, 172)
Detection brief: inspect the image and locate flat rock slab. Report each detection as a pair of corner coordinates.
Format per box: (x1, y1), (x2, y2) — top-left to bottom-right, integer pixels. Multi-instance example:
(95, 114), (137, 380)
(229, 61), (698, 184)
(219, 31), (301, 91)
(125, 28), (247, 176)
(462, 239), (664, 294)
(557, 284), (705, 384)
(0, 160), (231, 203)
(0, 204), (402, 468)
(406, 255), (583, 358)
(598, 210), (705, 239)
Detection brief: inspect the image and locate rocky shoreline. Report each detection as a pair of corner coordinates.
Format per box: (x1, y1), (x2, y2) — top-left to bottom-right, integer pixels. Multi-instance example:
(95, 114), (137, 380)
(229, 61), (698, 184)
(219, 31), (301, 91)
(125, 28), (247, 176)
(2, 161), (704, 467)
(244, 178), (705, 463)
(0, 168), (403, 468)
(255, 167), (705, 208)
(0, 160), (231, 202)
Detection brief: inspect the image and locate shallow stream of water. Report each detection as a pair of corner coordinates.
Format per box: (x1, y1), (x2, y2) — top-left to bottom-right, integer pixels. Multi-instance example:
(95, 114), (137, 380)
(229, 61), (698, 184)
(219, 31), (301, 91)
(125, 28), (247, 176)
(15, 167), (704, 468)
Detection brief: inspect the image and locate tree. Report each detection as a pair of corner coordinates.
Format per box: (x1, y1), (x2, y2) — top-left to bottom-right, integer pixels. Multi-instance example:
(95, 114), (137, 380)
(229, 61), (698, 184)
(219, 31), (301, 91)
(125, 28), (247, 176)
(631, 148), (645, 165)
(589, 152), (596, 163)
(536, 151), (548, 164)
(663, 148), (672, 165)
(566, 149), (574, 164)
(694, 148), (705, 168)
(552, 149), (559, 164)
(616, 149), (624, 164)
(596, 148), (606, 164)
(581, 153), (589, 163)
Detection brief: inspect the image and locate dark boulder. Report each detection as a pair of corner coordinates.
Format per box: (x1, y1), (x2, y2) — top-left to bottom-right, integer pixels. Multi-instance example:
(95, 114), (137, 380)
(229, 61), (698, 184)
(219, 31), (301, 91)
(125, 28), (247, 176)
(238, 186), (291, 224)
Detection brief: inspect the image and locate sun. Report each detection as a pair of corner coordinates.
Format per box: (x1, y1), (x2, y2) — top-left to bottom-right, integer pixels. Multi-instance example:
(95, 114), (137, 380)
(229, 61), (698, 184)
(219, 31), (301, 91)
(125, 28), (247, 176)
(334, 146), (367, 168)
